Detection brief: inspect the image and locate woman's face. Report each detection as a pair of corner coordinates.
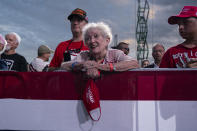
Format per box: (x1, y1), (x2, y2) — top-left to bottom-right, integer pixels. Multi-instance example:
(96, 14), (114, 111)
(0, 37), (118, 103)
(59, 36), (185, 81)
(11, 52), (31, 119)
(85, 28), (110, 54)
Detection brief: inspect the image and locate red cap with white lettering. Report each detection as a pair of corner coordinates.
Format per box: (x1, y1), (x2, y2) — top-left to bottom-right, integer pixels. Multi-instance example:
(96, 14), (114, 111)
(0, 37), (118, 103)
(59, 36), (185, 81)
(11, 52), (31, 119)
(168, 6), (197, 24)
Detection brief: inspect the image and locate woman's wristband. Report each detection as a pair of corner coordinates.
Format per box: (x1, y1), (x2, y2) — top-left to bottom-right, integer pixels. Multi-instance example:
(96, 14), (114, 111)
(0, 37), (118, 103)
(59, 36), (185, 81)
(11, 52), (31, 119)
(97, 70), (100, 77)
(109, 63), (113, 72)
(71, 62), (78, 69)
(113, 65), (116, 71)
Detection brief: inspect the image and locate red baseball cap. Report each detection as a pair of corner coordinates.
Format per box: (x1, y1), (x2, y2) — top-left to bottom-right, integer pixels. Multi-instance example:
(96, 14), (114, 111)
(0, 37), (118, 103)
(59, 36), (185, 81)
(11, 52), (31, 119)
(168, 6), (197, 25)
(67, 8), (88, 22)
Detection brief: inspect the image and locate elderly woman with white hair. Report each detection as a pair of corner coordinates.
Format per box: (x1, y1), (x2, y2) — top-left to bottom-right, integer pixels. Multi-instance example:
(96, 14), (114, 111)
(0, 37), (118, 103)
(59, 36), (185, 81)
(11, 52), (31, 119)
(61, 22), (139, 78)
(61, 22), (139, 121)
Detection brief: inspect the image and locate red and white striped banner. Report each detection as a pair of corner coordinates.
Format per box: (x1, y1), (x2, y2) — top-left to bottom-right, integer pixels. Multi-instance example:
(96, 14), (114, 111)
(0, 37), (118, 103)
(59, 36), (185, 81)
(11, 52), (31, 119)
(0, 70), (196, 131)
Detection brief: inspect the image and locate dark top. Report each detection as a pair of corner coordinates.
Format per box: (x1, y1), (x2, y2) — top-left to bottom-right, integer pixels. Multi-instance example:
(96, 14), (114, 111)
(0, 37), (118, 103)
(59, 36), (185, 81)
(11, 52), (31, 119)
(0, 59), (8, 71)
(145, 63), (155, 68)
(1, 53), (28, 72)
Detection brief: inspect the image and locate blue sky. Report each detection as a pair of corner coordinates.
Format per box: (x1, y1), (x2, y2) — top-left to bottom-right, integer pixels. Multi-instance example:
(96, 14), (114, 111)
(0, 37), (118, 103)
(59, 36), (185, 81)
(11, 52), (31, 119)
(0, 0), (196, 62)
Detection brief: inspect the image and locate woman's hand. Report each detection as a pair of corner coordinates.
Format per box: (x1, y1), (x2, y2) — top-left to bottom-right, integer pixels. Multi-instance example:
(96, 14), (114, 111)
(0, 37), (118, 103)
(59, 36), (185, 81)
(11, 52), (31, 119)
(85, 68), (100, 79)
(82, 61), (99, 70)
(60, 60), (99, 72)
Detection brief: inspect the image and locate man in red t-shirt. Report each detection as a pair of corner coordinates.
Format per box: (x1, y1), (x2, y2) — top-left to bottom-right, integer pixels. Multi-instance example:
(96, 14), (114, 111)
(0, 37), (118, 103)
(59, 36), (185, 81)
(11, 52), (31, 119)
(49, 8), (89, 71)
(160, 6), (197, 68)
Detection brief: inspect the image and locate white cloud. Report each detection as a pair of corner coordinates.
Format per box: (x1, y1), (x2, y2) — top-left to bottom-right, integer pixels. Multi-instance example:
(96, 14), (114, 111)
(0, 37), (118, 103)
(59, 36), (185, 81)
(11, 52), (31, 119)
(108, 0), (131, 6)
(0, 24), (45, 45)
(0, 24), (46, 62)
(149, 4), (173, 19)
(99, 18), (117, 28)
(120, 38), (136, 45)
(149, 8), (156, 19)
(0, 25), (12, 31)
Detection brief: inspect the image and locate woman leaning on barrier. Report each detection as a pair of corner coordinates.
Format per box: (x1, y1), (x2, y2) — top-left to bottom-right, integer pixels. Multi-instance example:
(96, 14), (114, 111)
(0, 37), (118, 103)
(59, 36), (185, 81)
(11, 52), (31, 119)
(60, 22), (139, 79)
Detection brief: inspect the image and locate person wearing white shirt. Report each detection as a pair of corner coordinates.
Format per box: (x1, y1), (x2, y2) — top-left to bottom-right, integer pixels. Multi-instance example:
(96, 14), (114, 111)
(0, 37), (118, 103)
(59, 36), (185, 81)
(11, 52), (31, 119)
(29, 45), (54, 72)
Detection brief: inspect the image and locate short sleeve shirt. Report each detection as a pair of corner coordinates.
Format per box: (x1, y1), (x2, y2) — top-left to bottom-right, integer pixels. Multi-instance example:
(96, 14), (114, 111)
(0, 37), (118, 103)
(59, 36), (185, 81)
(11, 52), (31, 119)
(72, 49), (133, 64)
(160, 44), (197, 68)
(1, 53), (28, 71)
(49, 40), (89, 68)
(29, 58), (49, 72)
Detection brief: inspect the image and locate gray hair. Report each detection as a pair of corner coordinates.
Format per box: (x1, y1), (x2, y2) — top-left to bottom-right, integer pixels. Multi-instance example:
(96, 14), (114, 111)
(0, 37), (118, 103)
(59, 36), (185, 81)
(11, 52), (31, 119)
(82, 22), (113, 46)
(152, 43), (165, 51)
(6, 32), (21, 44)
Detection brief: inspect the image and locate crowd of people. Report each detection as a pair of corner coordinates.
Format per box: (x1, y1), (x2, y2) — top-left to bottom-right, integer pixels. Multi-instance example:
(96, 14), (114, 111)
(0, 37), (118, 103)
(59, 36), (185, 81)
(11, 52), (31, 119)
(0, 6), (197, 73)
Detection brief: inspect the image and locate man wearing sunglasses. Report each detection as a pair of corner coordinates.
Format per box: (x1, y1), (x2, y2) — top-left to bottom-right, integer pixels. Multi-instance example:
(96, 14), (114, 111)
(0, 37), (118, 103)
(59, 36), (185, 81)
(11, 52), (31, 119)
(49, 8), (89, 71)
(115, 42), (130, 55)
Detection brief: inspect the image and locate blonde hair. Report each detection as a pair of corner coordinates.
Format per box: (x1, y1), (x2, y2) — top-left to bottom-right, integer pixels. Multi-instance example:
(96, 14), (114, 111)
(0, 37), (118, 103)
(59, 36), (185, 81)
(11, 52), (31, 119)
(82, 22), (113, 46)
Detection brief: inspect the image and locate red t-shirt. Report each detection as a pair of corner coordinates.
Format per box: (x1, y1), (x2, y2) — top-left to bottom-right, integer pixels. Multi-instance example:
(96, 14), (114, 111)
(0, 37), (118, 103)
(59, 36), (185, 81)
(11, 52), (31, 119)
(49, 40), (89, 68)
(160, 44), (197, 68)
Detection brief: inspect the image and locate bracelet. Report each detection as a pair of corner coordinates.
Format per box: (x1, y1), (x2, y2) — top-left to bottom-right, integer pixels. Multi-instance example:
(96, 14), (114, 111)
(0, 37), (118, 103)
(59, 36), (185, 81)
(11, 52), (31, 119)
(109, 63), (113, 72)
(113, 65), (116, 71)
(97, 70), (100, 77)
(71, 62), (78, 69)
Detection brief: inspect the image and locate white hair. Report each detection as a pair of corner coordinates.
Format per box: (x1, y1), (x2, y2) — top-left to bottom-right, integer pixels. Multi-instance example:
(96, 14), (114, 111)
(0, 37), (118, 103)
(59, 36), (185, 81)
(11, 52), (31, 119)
(6, 32), (21, 44)
(82, 22), (113, 46)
